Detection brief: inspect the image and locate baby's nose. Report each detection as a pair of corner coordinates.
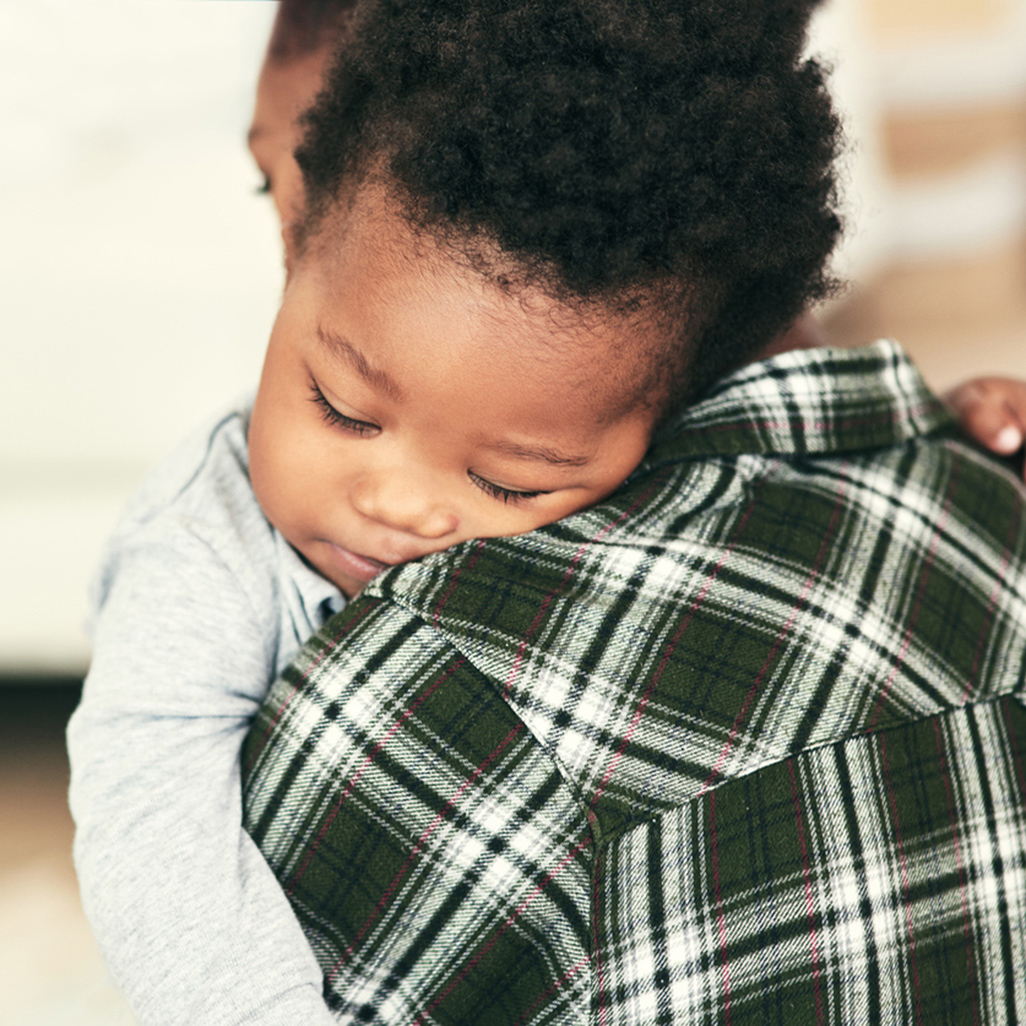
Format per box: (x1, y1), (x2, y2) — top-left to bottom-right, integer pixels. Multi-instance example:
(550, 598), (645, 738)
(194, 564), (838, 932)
(350, 472), (458, 539)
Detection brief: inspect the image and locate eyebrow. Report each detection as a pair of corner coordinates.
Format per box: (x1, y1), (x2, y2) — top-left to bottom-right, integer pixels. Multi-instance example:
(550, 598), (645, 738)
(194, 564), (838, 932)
(316, 326), (406, 402)
(485, 439), (592, 467)
(317, 325), (588, 466)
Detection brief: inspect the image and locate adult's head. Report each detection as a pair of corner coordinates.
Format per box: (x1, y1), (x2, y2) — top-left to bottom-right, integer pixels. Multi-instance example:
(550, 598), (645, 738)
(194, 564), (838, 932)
(248, 0), (358, 231)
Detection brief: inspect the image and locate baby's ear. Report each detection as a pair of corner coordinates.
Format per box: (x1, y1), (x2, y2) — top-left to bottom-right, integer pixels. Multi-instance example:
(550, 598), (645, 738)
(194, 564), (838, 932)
(945, 376), (1026, 478)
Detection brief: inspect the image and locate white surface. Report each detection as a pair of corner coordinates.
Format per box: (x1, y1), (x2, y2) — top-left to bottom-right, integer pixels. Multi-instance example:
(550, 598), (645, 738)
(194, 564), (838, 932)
(889, 155), (1026, 259)
(809, 0), (1026, 277)
(0, 1), (280, 674)
(807, 0), (892, 283)
(877, 3), (1026, 111)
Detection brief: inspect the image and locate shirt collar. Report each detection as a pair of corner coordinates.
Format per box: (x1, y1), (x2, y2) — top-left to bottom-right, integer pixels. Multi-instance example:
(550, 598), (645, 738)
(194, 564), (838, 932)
(274, 529), (346, 640)
(641, 339), (953, 471)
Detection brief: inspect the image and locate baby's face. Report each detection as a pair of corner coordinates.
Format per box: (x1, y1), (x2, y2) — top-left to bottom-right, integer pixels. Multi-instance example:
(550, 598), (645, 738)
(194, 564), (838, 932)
(248, 187), (661, 597)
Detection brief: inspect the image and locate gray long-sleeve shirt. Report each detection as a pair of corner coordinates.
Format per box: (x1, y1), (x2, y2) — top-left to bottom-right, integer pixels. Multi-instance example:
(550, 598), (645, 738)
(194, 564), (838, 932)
(67, 400), (345, 1025)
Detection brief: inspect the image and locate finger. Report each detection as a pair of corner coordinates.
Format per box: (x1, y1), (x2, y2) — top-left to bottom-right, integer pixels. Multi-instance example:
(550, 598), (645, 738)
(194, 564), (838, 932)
(994, 379), (1026, 481)
(990, 377), (1026, 449)
(946, 379), (1024, 453)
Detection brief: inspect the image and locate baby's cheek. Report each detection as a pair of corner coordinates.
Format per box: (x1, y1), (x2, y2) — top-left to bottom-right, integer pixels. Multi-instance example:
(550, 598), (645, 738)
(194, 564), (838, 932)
(248, 430), (295, 537)
(500, 493), (597, 538)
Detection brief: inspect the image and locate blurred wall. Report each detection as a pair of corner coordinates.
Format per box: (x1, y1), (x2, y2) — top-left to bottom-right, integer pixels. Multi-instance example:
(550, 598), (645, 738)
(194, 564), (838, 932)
(1, 0), (1023, 674)
(0, 1), (280, 673)
(814, 0), (1026, 386)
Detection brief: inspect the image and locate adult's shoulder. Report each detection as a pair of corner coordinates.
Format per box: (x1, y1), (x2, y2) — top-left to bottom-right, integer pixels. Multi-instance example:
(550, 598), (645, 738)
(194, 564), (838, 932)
(354, 345), (1026, 833)
(364, 461), (718, 645)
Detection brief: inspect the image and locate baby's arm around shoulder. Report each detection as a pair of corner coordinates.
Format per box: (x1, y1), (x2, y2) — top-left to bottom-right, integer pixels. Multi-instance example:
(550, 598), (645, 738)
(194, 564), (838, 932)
(68, 521), (336, 1026)
(945, 376), (1026, 477)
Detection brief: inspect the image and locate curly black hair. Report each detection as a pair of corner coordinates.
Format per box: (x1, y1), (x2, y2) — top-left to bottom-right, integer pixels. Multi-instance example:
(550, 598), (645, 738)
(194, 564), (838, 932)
(296, 0), (842, 407)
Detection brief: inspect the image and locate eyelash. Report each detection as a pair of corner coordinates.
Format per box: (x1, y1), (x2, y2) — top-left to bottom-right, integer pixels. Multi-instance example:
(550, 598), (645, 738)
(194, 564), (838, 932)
(308, 382), (546, 505)
(308, 383), (378, 437)
(468, 472), (545, 505)
(255, 175), (271, 196)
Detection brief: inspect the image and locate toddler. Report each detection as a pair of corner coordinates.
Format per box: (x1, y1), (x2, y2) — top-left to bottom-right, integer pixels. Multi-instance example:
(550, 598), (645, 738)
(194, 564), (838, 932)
(69, 1), (1026, 1023)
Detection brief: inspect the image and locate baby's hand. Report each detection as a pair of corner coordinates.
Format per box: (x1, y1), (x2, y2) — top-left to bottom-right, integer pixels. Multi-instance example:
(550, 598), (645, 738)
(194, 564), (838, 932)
(945, 377), (1026, 478)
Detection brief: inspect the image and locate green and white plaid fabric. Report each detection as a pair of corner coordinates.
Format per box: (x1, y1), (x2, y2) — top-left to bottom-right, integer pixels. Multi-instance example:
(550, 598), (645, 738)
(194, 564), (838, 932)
(242, 341), (1026, 1025)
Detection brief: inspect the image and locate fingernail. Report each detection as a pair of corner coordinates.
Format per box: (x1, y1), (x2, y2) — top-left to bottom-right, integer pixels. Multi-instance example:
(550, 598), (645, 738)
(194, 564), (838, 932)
(995, 425), (1023, 453)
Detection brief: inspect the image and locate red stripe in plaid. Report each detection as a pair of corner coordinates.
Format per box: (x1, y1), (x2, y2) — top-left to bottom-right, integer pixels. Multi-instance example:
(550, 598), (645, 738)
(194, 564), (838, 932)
(592, 494), (761, 816)
(417, 833), (593, 1024)
(325, 717), (526, 982)
(702, 467), (849, 793)
(503, 476), (667, 702)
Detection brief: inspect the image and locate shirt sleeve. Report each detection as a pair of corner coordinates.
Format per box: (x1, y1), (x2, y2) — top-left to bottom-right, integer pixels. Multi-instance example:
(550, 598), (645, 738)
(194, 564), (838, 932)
(67, 521), (337, 1026)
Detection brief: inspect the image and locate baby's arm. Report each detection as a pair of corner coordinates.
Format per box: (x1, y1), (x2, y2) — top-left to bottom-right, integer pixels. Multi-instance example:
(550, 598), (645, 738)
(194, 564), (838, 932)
(946, 376), (1026, 476)
(68, 523), (337, 1026)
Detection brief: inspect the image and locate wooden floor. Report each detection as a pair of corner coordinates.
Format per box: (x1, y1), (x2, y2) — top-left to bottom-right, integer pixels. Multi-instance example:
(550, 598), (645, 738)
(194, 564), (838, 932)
(0, 682), (136, 1025)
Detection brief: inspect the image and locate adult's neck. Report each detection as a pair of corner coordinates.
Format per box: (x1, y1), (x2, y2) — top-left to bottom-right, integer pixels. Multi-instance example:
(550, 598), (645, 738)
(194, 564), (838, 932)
(757, 312), (828, 359)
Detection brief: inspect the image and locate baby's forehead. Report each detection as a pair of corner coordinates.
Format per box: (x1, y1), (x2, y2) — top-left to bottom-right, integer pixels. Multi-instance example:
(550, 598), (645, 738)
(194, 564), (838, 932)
(306, 184), (675, 414)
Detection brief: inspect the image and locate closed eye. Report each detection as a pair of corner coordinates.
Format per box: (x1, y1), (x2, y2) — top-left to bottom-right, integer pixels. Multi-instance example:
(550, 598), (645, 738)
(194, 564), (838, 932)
(469, 471), (547, 505)
(308, 382), (378, 437)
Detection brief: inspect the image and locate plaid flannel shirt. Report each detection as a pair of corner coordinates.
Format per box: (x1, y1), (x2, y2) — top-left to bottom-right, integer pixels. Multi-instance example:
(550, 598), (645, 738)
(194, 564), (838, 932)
(242, 341), (1026, 1025)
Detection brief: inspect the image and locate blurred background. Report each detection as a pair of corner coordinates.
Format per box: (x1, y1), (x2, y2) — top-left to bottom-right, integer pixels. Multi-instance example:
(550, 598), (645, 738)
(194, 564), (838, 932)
(1, 0), (1023, 1020)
